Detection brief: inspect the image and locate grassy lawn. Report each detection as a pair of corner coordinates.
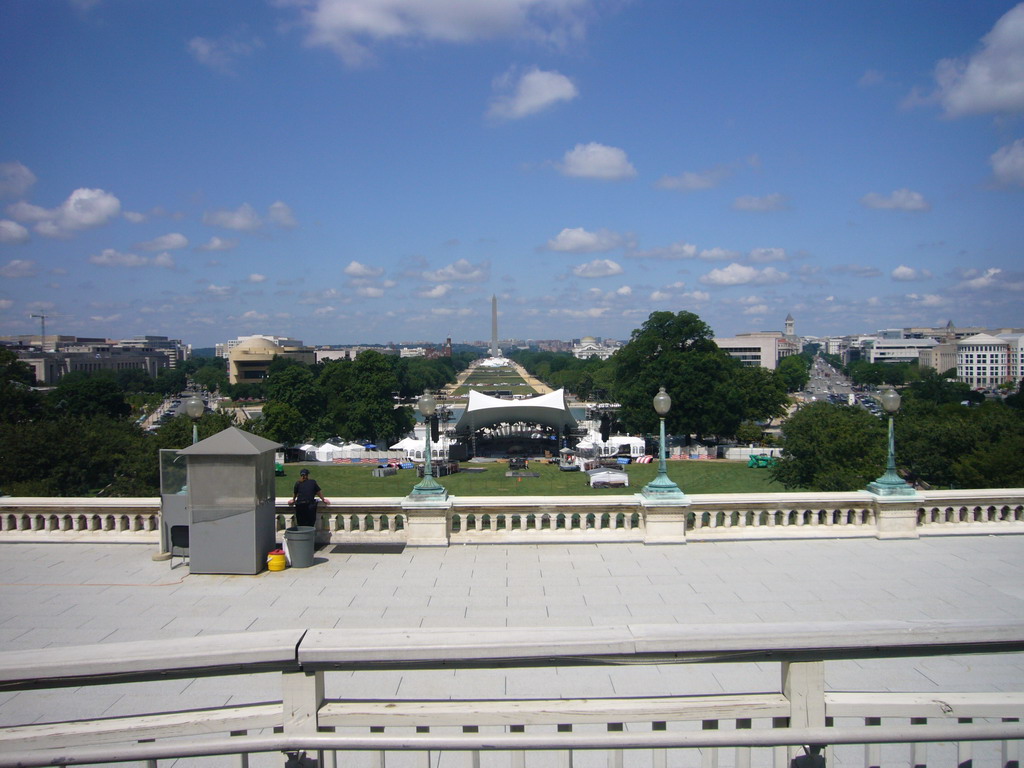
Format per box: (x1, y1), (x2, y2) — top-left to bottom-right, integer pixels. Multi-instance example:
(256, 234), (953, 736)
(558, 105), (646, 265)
(276, 460), (784, 498)
(453, 364), (538, 396)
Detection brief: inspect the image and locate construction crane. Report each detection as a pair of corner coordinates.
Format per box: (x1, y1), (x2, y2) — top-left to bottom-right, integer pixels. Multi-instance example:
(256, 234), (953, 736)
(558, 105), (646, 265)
(30, 313), (49, 351)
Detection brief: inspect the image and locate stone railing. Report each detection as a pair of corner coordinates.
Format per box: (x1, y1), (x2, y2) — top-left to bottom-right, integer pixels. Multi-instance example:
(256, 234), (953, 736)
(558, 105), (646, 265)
(1, 620), (1023, 767)
(1, 489), (1022, 546)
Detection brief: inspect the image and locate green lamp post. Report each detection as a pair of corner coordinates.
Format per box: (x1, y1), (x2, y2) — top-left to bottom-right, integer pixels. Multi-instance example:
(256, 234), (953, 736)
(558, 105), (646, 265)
(642, 386), (686, 499)
(866, 386), (915, 496)
(409, 390), (447, 499)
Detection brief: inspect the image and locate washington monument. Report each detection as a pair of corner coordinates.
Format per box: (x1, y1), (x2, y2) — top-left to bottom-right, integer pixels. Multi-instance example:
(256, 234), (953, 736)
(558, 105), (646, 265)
(489, 294), (499, 358)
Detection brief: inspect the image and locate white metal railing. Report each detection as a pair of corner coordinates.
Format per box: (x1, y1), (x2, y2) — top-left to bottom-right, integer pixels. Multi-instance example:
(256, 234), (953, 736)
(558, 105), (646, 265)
(1, 489), (1022, 545)
(0, 621), (1022, 767)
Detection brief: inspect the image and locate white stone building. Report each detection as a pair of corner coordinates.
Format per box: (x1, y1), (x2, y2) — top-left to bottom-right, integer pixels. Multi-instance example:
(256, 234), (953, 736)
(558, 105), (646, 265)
(956, 333), (1022, 390)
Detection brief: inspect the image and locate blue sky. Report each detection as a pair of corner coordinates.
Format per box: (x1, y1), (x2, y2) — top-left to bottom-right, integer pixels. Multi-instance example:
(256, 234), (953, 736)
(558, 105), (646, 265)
(2, 0), (1023, 348)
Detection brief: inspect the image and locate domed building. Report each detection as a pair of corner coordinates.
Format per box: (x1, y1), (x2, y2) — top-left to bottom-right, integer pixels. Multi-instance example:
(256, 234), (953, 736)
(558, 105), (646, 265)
(228, 336), (315, 384)
(572, 336), (621, 361)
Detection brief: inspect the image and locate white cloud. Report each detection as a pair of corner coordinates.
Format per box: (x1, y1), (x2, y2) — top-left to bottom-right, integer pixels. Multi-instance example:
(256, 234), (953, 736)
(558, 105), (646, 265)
(733, 193), (786, 211)
(419, 284), (452, 298)
(891, 265), (932, 281)
(423, 258), (489, 282)
(88, 248), (173, 268)
(7, 188), (121, 237)
(743, 304), (769, 315)
(188, 32), (264, 74)
(832, 263), (882, 278)
(138, 232), (188, 251)
(431, 307), (473, 316)
(123, 211), (146, 223)
(0, 220), (29, 244)
(629, 241), (698, 260)
(906, 293), (946, 307)
(698, 247), (738, 261)
(572, 258), (623, 278)
(559, 142), (636, 180)
(699, 262), (788, 286)
(206, 284), (234, 296)
(285, 0), (592, 67)
(314, 305), (336, 316)
(268, 200), (298, 228)
(0, 299), (12, 310)
(861, 188), (931, 211)
(614, 285), (631, 296)
(656, 166), (730, 191)
(932, 4), (1024, 117)
(357, 286), (385, 297)
(957, 267), (1013, 290)
(749, 247), (786, 263)
(344, 260), (384, 277)
(858, 69), (886, 88)
(991, 138), (1024, 185)
(488, 67), (578, 119)
(649, 290), (670, 302)
(0, 162), (36, 198)
(546, 227), (623, 252)
(0, 259), (36, 278)
(198, 236), (239, 251)
(548, 307), (609, 319)
(248, 273), (267, 283)
(203, 203), (262, 231)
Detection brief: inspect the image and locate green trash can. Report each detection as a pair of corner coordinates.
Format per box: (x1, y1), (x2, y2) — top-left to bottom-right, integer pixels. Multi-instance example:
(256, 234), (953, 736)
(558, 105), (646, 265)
(284, 526), (316, 568)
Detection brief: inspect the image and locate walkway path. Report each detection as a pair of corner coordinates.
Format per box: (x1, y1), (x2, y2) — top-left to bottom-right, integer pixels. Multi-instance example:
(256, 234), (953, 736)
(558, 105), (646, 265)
(2, 536), (1022, 766)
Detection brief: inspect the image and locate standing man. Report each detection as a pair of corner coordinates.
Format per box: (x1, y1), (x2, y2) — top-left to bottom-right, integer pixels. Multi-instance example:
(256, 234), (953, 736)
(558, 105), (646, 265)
(288, 468), (329, 527)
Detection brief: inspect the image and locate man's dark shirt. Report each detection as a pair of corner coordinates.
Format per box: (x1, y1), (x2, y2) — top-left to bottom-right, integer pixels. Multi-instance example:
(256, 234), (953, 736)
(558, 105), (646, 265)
(293, 478), (321, 503)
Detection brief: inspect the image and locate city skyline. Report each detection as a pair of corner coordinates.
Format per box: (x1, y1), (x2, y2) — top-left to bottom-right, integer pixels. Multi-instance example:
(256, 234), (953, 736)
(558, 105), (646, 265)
(2, 1), (1023, 348)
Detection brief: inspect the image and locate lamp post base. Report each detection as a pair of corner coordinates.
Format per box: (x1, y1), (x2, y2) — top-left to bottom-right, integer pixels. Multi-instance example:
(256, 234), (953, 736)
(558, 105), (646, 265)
(641, 475), (687, 500)
(866, 477), (917, 497)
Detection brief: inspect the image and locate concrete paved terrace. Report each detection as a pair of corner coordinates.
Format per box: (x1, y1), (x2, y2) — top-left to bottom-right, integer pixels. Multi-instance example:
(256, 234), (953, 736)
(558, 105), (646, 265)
(1, 535), (1023, 767)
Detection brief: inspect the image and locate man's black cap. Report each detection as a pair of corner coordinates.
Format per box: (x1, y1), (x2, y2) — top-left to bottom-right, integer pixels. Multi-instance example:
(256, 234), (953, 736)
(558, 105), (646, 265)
(299, 469), (309, 476)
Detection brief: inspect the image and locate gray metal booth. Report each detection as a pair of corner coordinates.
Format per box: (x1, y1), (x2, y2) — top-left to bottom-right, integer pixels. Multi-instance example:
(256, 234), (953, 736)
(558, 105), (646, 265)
(177, 427), (282, 575)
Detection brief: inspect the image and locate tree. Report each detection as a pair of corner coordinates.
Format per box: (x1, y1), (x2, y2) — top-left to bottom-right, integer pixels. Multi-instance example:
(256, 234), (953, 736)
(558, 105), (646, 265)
(265, 365), (323, 420)
(776, 354), (810, 392)
(48, 375), (131, 420)
(0, 348), (42, 424)
(771, 402), (887, 490)
(905, 369), (981, 405)
(252, 401), (306, 445)
(611, 311), (786, 440)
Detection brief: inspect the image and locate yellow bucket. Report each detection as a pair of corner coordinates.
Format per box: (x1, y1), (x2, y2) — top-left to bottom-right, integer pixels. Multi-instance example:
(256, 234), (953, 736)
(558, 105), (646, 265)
(267, 551), (287, 571)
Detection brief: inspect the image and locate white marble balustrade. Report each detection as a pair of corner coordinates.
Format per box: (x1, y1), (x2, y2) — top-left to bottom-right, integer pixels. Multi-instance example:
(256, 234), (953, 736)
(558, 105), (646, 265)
(0, 489), (1021, 546)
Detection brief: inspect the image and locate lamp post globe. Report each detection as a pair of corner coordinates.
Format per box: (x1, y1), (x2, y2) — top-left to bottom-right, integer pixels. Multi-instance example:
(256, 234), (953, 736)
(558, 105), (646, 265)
(183, 395), (204, 445)
(642, 386), (685, 499)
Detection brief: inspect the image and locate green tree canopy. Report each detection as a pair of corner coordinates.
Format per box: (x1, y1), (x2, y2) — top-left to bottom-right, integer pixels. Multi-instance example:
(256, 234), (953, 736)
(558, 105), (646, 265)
(776, 354), (810, 392)
(610, 311), (787, 440)
(771, 402), (887, 490)
(48, 375), (131, 420)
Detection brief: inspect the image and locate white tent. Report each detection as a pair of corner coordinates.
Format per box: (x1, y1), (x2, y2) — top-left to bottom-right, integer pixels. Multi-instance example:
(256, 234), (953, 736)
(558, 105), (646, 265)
(454, 389), (577, 436)
(337, 442), (368, 457)
(587, 469), (629, 488)
(314, 442), (344, 462)
(390, 436), (448, 461)
(298, 443), (318, 461)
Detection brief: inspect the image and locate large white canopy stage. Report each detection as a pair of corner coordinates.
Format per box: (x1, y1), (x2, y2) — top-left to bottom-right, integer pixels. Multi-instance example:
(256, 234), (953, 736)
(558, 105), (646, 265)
(453, 389), (578, 436)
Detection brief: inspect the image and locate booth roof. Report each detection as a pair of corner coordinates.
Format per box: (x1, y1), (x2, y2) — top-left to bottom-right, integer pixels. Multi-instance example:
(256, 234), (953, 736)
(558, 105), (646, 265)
(177, 426), (282, 456)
